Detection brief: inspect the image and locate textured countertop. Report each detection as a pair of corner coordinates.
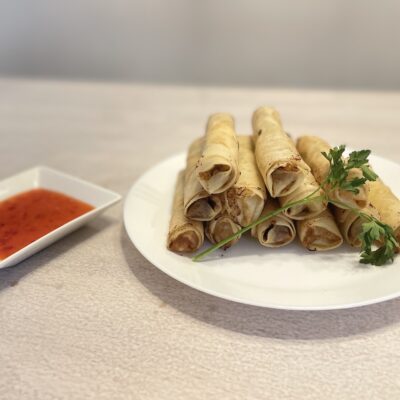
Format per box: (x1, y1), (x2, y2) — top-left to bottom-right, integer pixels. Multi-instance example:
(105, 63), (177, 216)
(0, 78), (400, 400)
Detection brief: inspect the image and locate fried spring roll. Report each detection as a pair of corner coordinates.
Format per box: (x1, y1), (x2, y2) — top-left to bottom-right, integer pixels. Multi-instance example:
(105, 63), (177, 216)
(297, 209), (343, 251)
(251, 199), (296, 247)
(252, 106), (306, 197)
(167, 171), (204, 252)
(224, 136), (267, 226)
(184, 138), (224, 221)
(279, 161), (327, 220)
(368, 179), (400, 250)
(296, 135), (369, 209)
(205, 213), (241, 249)
(333, 204), (380, 247)
(196, 113), (239, 194)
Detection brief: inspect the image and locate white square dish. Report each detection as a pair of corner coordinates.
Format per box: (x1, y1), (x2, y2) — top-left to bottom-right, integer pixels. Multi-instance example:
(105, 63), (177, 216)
(0, 166), (121, 269)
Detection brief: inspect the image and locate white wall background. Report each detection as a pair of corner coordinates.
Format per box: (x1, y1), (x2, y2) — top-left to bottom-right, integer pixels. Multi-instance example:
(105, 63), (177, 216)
(0, 0), (399, 89)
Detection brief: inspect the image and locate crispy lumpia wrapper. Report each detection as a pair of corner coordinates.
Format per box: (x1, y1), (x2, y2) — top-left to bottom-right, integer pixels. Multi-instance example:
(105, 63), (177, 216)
(252, 106), (306, 197)
(167, 171), (204, 252)
(279, 160), (327, 220)
(184, 138), (223, 221)
(224, 136), (267, 226)
(206, 213), (241, 249)
(296, 135), (369, 209)
(196, 113), (239, 194)
(368, 179), (400, 250)
(297, 209), (343, 251)
(251, 198), (296, 247)
(333, 204), (380, 248)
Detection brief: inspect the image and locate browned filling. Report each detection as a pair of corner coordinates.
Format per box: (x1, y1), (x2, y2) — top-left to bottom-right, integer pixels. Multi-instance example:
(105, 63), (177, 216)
(170, 231), (199, 252)
(207, 197), (217, 209)
(225, 188), (247, 218)
(198, 164), (230, 181)
(264, 224), (291, 245)
(287, 205), (310, 218)
(212, 219), (239, 249)
(279, 163), (299, 172)
(188, 197), (219, 219)
(301, 206), (310, 215)
(214, 221), (234, 243)
(304, 226), (341, 250)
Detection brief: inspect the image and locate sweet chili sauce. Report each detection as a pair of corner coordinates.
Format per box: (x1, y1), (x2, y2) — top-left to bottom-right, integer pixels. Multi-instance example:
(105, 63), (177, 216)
(0, 188), (94, 260)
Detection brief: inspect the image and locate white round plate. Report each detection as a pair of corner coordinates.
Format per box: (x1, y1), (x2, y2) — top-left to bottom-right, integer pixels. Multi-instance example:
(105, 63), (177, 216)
(124, 152), (400, 310)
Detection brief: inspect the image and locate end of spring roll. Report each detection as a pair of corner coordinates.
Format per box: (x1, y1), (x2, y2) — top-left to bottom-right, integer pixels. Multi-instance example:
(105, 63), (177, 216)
(251, 199), (296, 247)
(185, 194), (223, 221)
(252, 106), (306, 197)
(224, 136), (267, 226)
(196, 113), (239, 194)
(279, 161), (327, 220)
(206, 213), (242, 249)
(184, 138), (224, 221)
(167, 171), (204, 252)
(368, 179), (400, 251)
(297, 209), (343, 251)
(333, 204), (380, 248)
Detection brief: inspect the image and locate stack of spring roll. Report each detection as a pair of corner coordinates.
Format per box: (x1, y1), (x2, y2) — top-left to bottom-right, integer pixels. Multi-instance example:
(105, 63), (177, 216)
(167, 107), (400, 254)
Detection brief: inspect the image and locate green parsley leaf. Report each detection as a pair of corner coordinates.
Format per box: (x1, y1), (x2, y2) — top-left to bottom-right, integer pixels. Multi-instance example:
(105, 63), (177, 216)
(347, 150), (371, 169)
(359, 220), (398, 266)
(322, 145), (377, 193)
(360, 165), (378, 181)
(340, 177), (368, 194)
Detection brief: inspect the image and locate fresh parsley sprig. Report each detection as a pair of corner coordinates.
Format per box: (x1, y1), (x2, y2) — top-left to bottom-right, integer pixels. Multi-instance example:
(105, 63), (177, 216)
(359, 220), (398, 266)
(322, 146), (397, 266)
(193, 145), (398, 266)
(321, 146), (378, 194)
(329, 198), (398, 267)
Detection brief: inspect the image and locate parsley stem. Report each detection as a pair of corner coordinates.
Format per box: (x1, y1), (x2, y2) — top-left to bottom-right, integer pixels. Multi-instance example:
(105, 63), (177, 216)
(192, 189), (324, 262)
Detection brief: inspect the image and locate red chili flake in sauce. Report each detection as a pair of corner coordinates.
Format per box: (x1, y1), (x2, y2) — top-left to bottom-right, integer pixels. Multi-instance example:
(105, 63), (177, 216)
(0, 188), (94, 260)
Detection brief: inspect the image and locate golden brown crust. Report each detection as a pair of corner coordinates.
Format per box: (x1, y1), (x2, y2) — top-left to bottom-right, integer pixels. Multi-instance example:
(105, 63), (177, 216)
(368, 179), (400, 250)
(224, 136), (266, 226)
(196, 113), (239, 194)
(252, 107), (306, 197)
(183, 138), (224, 221)
(167, 171), (204, 252)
